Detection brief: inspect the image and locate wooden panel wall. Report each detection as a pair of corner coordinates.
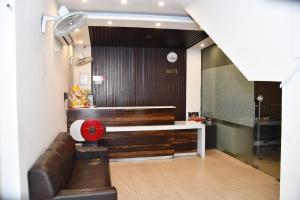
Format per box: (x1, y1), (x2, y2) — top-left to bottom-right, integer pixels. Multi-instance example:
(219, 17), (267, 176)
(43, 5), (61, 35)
(92, 47), (186, 120)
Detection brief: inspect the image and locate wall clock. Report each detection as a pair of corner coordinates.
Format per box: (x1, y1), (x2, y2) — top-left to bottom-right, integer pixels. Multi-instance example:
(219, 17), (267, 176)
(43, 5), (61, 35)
(167, 52), (178, 63)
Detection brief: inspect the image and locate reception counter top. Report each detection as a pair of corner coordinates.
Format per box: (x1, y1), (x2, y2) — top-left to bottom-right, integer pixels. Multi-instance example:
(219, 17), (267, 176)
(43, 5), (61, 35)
(106, 121), (204, 132)
(68, 106), (176, 110)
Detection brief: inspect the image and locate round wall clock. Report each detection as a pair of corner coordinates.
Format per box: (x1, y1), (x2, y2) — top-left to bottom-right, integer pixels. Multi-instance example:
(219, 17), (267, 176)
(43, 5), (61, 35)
(167, 52), (178, 63)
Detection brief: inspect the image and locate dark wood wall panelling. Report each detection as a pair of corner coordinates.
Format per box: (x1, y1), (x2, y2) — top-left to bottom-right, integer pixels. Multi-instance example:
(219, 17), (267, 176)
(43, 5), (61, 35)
(92, 47), (187, 120)
(89, 26), (209, 120)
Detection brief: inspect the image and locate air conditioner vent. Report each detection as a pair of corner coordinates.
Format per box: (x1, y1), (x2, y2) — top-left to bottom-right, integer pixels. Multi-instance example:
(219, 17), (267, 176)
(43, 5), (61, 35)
(55, 34), (74, 46)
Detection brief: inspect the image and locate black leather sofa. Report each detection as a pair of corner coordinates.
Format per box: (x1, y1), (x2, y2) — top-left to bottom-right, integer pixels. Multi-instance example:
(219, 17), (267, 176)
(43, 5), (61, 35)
(28, 132), (117, 200)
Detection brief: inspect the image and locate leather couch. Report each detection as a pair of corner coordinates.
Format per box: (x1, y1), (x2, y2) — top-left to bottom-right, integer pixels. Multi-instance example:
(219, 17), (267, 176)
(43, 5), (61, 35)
(28, 132), (117, 200)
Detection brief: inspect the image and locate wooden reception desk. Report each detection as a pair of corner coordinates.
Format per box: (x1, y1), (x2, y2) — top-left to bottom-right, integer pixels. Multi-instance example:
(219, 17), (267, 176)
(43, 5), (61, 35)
(104, 121), (205, 159)
(67, 106), (205, 159)
(67, 106), (176, 128)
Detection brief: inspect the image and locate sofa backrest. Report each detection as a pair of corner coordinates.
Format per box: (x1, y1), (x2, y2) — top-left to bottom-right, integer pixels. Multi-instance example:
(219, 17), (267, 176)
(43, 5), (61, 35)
(28, 133), (75, 200)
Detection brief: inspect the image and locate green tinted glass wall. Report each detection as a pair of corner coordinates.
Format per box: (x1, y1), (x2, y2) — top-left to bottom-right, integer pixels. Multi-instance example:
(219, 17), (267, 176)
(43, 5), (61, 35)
(201, 45), (254, 127)
(201, 45), (255, 164)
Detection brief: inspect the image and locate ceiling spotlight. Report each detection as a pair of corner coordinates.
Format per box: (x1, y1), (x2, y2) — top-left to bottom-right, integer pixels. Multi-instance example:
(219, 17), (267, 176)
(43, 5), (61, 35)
(107, 21), (113, 25)
(74, 28), (80, 32)
(158, 1), (165, 7)
(200, 43), (205, 47)
(78, 40), (83, 44)
(82, 0), (87, 2)
(155, 22), (161, 27)
(121, 0), (127, 5)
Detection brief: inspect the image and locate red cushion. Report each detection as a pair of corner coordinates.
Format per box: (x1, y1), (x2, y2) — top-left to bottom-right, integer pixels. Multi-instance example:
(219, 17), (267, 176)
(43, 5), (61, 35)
(80, 119), (105, 142)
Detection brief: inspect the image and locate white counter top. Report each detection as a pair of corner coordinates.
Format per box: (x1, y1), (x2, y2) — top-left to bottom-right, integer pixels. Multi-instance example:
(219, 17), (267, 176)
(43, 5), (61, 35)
(69, 106), (176, 110)
(106, 121), (205, 132)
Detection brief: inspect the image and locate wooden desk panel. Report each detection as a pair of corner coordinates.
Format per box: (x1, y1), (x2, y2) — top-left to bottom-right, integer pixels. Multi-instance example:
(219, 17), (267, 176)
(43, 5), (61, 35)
(98, 130), (175, 158)
(98, 129), (198, 159)
(173, 129), (197, 153)
(67, 107), (175, 129)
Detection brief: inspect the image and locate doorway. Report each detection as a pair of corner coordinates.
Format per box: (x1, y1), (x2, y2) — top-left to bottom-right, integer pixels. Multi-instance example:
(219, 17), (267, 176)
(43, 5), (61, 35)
(253, 82), (282, 179)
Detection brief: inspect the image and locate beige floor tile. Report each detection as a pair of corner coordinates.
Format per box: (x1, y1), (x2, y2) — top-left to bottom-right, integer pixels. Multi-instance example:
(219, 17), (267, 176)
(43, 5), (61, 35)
(135, 193), (181, 200)
(110, 167), (138, 200)
(219, 185), (279, 200)
(180, 188), (224, 200)
(129, 166), (179, 197)
(110, 150), (279, 200)
(116, 188), (139, 200)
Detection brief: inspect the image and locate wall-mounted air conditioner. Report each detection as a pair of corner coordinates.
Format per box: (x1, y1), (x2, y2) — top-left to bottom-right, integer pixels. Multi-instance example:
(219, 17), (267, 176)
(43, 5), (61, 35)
(55, 34), (74, 46)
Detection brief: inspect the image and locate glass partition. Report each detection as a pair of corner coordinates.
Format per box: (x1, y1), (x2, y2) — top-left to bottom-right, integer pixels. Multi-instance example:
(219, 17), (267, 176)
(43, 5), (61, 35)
(201, 45), (281, 179)
(202, 64), (254, 127)
(201, 45), (255, 164)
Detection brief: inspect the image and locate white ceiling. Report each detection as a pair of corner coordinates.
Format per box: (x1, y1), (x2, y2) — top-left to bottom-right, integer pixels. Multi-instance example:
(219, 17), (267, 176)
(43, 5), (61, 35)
(56, 0), (192, 16)
(56, 0), (207, 47)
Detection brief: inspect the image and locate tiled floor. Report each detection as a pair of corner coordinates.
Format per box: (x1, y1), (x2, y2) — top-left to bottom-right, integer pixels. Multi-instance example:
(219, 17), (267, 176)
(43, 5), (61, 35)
(110, 150), (279, 200)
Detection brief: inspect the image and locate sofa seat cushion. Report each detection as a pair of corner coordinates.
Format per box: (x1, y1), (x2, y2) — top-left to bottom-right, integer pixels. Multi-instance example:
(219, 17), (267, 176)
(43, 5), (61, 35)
(66, 158), (110, 189)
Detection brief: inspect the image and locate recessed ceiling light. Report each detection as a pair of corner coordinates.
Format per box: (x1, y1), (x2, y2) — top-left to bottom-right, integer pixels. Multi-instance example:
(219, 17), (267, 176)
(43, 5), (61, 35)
(78, 40), (83, 44)
(121, 0), (127, 5)
(82, 0), (87, 2)
(158, 1), (165, 7)
(107, 21), (113, 25)
(74, 28), (80, 32)
(200, 43), (205, 47)
(155, 22), (161, 27)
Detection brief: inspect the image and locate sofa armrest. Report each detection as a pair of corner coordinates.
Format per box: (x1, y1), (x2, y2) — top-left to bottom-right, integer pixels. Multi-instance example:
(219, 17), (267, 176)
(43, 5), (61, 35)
(75, 146), (108, 160)
(53, 187), (117, 200)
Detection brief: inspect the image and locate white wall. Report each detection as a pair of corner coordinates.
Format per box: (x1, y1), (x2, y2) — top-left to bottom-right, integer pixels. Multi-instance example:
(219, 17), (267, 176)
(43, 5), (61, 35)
(14, 0), (70, 198)
(0, 0), (21, 199)
(72, 46), (92, 90)
(186, 1), (300, 199)
(186, 0), (300, 82)
(186, 47), (201, 118)
(281, 71), (300, 199)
